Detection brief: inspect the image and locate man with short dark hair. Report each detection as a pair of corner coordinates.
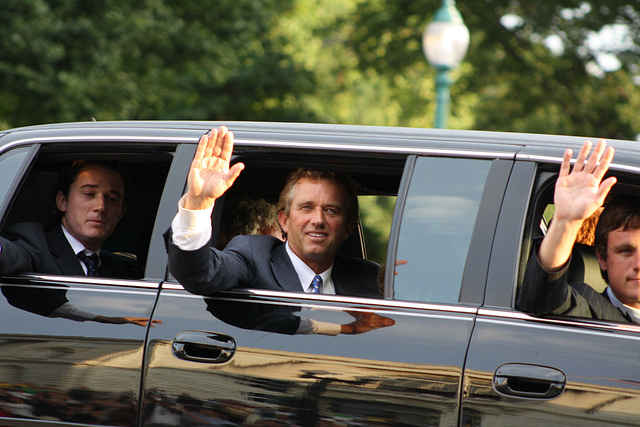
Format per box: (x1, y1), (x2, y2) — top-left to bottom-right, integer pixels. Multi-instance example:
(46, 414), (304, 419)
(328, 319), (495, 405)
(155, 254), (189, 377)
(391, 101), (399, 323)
(0, 160), (130, 278)
(167, 126), (381, 301)
(518, 139), (640, 323)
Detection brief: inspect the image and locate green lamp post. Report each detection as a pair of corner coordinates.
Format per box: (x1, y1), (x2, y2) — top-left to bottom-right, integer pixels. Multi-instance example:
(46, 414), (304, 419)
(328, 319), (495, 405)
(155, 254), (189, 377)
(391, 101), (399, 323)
(422, 0), (469, 129)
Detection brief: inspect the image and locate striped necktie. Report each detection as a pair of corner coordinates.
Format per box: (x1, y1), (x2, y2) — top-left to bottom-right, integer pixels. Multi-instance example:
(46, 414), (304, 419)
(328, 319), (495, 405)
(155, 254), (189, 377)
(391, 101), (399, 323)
(78, 252), (100, 276)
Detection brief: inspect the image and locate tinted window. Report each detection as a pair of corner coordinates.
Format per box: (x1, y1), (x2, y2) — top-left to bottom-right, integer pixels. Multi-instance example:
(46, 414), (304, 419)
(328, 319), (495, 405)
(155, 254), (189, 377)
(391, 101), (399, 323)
(0, 146), (30, 215)
(393, 156), (491, 303)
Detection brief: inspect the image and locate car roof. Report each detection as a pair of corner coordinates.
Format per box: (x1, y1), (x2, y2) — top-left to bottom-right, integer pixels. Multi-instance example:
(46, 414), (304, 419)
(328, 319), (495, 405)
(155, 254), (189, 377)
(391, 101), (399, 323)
(1, 120), (638, 169)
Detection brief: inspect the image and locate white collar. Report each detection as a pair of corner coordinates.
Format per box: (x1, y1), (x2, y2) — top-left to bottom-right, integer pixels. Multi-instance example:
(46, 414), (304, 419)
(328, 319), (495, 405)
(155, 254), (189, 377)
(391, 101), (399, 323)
(606, 287), (640, 323)
(61, 225), (100, 256)
(284, 241), (334, 294)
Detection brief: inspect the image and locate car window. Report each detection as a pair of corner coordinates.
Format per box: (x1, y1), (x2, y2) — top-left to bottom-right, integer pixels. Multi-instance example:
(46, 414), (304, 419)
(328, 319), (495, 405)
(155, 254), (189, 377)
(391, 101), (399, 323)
(359, 194), (395, 266)
(1, 143), (176, 279)
(0, 146), (31, 217)
(392, 156), (492, 303)
(206, 150), (406, 298)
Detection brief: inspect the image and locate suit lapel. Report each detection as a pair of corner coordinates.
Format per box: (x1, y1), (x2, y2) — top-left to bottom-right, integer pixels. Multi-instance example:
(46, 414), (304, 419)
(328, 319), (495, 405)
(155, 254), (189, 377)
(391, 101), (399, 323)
(270, 244), (304, 292)
(46, 226), (84, 276)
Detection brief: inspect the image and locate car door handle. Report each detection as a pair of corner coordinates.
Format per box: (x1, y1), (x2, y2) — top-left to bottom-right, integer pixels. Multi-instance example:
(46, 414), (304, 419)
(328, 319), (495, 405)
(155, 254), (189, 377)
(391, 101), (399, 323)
(172, 330), (236, 363)
(493, 363), (565, 399)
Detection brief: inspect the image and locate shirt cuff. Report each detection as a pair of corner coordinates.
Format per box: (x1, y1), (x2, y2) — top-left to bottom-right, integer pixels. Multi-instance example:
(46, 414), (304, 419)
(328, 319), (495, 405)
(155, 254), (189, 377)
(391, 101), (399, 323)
(297, 318), (341, 335)
(171, 195), (214, 251)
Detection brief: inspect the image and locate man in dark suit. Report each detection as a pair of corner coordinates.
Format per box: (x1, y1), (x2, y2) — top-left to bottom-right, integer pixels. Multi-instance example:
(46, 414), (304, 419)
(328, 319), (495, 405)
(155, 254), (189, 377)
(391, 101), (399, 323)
(0, 160), (129, 278)
(518, 139), (640, 323)
(167, 126), (381, 299)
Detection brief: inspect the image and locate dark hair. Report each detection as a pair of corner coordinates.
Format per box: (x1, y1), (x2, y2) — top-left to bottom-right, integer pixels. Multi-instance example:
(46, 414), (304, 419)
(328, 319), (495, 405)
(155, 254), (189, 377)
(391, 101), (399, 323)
(57, 160), (130, 204)
(276, 169), (359, 226)
(594, 194), (640, 265)
(48, 160), (130, 227)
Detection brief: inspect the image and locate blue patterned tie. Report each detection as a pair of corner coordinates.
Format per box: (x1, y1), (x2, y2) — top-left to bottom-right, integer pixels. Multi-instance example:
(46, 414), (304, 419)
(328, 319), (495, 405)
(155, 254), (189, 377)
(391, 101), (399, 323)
(78, 252), (100, 276)
(311, 275), (322, 293)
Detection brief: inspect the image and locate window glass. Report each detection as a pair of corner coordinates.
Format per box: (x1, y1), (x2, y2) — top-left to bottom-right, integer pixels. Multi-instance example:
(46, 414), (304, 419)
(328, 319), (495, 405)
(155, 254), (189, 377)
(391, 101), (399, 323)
(359, 195), (396, 265)
(393, 156), (491, 303)
(0, 146), (30, 212)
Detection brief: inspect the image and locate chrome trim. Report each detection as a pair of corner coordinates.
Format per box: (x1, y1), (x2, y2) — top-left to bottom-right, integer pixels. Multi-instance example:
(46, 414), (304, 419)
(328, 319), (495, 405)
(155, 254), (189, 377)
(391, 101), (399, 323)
(5, 135), (194, 144)
(6, 273), (162, 289)
(516, 153), (640, 175)
(2, 134), (516, 158)
(0, 140), (35, 154)
(160, 283), (478, 315)
(478, 308), (640, 335)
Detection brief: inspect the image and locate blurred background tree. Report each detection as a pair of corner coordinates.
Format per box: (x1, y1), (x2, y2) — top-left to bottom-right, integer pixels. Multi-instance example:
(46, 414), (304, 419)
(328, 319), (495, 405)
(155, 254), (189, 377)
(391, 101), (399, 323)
(1, 0), (637, 139)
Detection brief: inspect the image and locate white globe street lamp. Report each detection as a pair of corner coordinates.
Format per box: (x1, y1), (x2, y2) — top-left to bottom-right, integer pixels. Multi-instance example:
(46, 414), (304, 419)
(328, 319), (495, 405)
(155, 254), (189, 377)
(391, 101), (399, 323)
(422, 0), (469, 128)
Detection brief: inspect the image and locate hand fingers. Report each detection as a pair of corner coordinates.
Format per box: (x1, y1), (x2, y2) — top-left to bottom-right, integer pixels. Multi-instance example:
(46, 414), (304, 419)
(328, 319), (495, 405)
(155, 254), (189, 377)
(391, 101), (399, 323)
(559, 148), (573, 178)
(571, 140), (592, 173)
(210, 126), (227, 159)
(583, 138), (607, 173)
(225, 162), (245, 186)
(596, 176), (617, 204)
(593, 144), (614, 181)
(194, 128), (219, 164)
(219, 127), (235, 162)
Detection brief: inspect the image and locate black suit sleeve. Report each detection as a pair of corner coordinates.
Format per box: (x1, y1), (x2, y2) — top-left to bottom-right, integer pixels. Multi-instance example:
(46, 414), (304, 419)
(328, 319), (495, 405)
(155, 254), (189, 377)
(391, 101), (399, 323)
(165, 229), (256, 295)
(0, 223), (47, 275)
(518, 243), (629, 322)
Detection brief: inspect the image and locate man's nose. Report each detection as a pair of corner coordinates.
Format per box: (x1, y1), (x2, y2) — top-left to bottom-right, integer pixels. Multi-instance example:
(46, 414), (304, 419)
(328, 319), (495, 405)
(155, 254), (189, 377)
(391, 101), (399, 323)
(93, 194), (106, 211)
(310, 207), (325, 225)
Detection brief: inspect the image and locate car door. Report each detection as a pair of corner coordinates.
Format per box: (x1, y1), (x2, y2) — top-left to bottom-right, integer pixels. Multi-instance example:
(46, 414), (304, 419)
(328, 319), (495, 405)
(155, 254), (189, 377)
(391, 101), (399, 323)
(143, 147), (512, 426)
(462, 151), (640, 425)
(0, 138), (181, 427)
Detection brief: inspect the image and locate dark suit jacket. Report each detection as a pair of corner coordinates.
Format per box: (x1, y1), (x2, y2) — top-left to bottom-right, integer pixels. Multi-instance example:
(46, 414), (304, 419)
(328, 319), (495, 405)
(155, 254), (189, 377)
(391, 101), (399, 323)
(517, 245), (630, 323)
(167, 233), (381, 298)
(0, 222), (129, 278)
(0, 222), (131, 316)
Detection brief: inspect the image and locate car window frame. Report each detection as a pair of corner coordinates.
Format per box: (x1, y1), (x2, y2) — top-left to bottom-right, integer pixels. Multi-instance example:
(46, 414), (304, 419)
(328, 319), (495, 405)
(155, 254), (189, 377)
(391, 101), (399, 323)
(387, 154), (512, 306)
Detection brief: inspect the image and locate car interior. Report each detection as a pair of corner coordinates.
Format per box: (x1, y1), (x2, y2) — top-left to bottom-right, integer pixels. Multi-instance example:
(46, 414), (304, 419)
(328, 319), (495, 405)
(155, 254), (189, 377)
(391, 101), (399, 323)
(1, 143), (176, 278)
(520, 166), (640, 309)
(213, 149), (406, 273)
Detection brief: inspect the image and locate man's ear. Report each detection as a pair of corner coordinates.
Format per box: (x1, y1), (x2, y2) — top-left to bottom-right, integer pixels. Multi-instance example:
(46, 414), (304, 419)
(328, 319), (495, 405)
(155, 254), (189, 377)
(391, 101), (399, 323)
(596, 248), (608, 271)
(278, 210), (289, 234)
(55, 191), (67, 213)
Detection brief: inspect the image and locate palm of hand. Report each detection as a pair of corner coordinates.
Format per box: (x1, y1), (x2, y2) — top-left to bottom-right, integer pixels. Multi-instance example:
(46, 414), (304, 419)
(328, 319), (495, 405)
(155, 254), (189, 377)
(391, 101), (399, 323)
(555, 172), (602, 222)
(189, 156), (232, 201)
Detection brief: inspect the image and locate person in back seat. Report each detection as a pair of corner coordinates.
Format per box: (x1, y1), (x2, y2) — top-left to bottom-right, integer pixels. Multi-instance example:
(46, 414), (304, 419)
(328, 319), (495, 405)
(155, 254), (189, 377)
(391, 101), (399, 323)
(519, 139), (640, 323)
(166, 126), (381, 298)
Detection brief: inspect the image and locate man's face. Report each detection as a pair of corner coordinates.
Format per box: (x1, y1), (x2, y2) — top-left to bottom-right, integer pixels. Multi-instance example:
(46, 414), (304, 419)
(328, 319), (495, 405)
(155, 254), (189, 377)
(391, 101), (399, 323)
(597, 227), (640, 309)
(278, 178), (352, 273)
(56, 164), (125, 252)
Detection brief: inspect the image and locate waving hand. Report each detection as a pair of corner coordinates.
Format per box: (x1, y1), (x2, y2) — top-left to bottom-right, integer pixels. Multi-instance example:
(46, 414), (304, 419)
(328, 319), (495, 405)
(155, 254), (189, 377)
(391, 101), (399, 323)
(538, 139), (616, 271)
(184, 126), (245, 210)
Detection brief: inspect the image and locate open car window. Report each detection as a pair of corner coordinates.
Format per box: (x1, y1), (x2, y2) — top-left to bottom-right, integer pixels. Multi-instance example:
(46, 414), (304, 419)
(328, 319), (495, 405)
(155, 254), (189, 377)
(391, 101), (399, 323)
(1, 143), (176, 279)
(211, 149), (404, 297)
(518, 162), (640, 324)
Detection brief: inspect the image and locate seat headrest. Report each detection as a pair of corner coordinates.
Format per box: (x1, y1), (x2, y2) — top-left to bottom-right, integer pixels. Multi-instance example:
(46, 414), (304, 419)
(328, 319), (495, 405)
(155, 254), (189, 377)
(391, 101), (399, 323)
(567, 243), (608, 293)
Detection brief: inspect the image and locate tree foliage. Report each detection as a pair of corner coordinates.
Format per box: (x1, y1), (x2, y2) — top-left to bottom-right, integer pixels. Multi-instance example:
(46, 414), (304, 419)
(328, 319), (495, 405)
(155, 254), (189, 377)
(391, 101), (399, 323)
(0, 0), (638, 140)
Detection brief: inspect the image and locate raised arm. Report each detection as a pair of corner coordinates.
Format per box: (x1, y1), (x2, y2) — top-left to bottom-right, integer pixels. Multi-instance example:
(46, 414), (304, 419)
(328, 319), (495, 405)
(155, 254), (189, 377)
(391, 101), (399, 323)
(538, 139), (616, 271)
(184, 126), (245, 210)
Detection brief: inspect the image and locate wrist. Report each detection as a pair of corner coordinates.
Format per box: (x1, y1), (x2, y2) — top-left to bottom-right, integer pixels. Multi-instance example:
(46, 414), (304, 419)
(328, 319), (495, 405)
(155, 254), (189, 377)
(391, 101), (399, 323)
(184, 194), (215, 211)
